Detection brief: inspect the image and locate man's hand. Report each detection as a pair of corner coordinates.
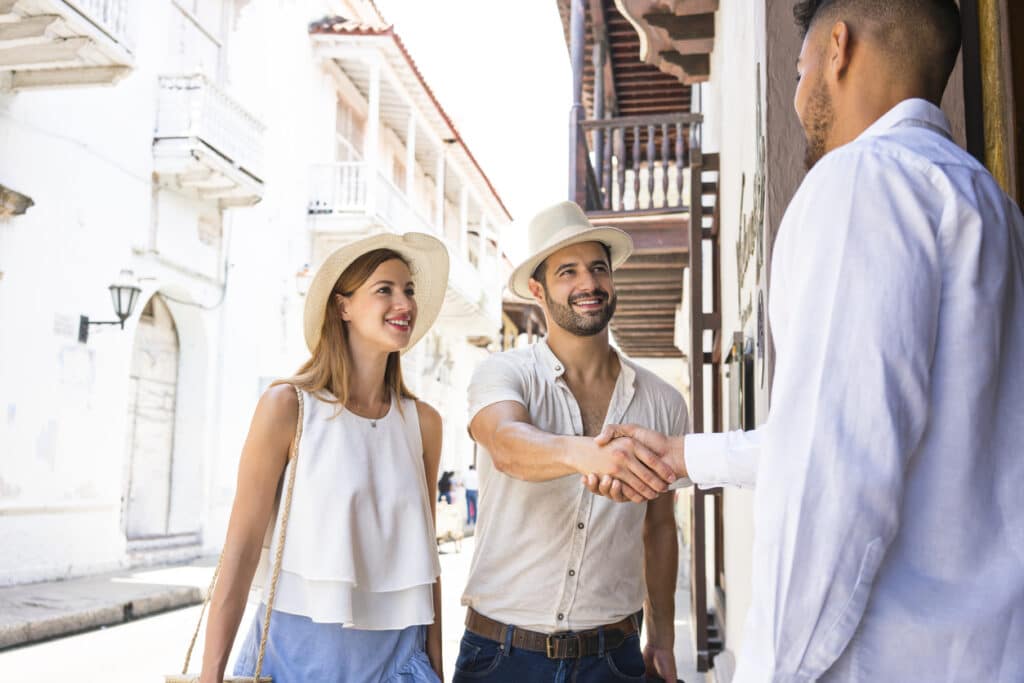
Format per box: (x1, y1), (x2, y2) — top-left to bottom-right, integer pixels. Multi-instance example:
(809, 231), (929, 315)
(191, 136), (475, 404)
(643, 643), (678, 682)
(582, 424), (687, 503)
(574, 436), (677, 503)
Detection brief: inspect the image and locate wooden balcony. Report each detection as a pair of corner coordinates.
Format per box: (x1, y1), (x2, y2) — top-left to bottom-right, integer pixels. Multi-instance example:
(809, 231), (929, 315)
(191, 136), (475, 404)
(153, 74), (266, 207)
(0, 0), (133, 88)
(572, 111), (701, 358)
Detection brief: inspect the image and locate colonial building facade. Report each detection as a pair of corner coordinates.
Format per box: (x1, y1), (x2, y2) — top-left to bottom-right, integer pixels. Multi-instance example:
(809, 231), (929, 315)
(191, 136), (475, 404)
(0, 0), (510, 585)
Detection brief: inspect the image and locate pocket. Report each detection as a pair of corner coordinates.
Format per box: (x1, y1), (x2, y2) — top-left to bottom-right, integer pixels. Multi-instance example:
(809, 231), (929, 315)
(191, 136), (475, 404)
(604, 635), (646, 682)
(453, 632), (504, 678)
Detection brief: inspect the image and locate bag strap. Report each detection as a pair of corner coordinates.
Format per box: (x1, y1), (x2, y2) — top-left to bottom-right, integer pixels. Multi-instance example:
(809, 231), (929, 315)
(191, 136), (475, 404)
(180, 384), (305, 682)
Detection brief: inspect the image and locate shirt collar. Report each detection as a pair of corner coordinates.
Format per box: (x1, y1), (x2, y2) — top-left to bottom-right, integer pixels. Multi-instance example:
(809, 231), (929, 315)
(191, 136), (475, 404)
(535, 337), (637, 389)
(857, 98), (952, 142)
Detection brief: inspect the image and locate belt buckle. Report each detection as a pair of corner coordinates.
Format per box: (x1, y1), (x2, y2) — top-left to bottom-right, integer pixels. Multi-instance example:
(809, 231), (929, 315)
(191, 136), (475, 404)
(545, 633), (581, 659)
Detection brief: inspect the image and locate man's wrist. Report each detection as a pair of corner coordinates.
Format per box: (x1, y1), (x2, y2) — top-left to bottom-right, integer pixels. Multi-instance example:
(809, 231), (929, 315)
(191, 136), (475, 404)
(556, 434), (588, 474)
(667, 436), (687, 478)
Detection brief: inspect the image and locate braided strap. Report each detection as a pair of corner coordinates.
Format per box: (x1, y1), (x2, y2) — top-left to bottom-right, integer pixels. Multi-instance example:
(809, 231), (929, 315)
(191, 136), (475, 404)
(178, 384), (304, 682)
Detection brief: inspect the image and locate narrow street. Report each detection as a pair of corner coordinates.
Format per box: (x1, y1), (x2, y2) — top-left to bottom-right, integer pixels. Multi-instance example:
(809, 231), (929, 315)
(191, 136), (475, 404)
(0, 532), (699, 682)
(0, 538), (472, 682)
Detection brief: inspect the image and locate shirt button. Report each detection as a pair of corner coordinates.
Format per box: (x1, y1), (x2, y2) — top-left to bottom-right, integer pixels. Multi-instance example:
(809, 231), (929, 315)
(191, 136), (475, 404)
(577, 522), (585, 530)
(554, 365), (562, 372)
(568, 569), (576, 577)
(557, 613), (565, 621)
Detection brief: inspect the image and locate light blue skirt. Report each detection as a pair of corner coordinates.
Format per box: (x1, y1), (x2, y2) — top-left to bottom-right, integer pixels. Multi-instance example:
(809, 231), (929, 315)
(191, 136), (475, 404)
(233, 607), (439, 683)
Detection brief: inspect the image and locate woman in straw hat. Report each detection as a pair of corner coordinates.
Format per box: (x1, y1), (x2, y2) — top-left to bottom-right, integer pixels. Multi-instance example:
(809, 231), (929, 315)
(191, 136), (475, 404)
(198, 233), (449, 683)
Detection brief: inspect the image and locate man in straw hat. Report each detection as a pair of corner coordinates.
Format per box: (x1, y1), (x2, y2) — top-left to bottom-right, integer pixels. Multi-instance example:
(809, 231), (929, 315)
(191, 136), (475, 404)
(453, 201), (685, 682)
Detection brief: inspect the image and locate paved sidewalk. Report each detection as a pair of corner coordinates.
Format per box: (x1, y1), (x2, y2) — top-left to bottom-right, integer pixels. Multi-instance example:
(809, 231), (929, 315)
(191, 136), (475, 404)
(0, 558), (217, 650)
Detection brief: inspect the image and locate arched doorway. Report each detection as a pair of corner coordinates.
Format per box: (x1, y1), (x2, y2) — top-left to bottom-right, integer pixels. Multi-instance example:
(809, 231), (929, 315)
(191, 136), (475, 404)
(123, 294), (180, 541)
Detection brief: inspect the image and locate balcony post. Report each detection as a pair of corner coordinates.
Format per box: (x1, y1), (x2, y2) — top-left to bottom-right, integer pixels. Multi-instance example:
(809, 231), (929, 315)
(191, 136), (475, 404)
(365, 54), (382, 218)
(434, 148), (446, 232)
(568, 0), (586, 205)
(405, 112), (417, 199)
(460, 185), (470, 259)
(593, 40), (606, 200)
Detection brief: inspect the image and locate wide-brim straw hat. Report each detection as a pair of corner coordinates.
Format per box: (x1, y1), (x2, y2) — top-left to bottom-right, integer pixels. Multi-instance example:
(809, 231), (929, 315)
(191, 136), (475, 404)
(303, 232), (450, 353)
(508, 201), (633, 300)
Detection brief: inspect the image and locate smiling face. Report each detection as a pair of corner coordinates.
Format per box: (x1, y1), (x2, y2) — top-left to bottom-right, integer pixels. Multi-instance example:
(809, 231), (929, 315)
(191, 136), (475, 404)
(336, 258), (417, 353)
(529, 241), (617, 337)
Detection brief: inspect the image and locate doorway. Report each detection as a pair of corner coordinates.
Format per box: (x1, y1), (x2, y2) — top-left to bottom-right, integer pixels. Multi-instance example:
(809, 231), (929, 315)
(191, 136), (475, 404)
(123, 295), (180, 540)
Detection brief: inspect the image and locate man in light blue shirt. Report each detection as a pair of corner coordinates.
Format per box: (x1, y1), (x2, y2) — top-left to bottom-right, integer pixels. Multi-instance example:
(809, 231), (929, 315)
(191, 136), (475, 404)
(588, 1), (1024, 681)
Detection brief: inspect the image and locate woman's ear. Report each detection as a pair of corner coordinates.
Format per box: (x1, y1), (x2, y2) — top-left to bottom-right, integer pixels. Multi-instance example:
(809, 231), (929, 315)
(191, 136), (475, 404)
(335, 292), (351, 322)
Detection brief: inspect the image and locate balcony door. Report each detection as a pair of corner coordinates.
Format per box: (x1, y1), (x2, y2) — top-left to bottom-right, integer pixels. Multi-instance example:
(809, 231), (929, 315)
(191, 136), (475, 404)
(168, 0), (227, 82)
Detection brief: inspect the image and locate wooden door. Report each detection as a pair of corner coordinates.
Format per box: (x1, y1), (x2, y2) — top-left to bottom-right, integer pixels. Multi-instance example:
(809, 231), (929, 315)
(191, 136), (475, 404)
(124, 295), (180, 540)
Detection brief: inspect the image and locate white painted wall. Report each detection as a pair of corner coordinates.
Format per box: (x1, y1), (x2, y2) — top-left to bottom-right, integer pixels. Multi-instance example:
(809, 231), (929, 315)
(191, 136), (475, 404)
(0, 0), (509, 584)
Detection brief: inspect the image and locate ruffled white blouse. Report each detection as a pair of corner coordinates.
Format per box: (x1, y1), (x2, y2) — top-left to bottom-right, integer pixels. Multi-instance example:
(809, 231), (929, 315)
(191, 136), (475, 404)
(253, 389), (440, 630)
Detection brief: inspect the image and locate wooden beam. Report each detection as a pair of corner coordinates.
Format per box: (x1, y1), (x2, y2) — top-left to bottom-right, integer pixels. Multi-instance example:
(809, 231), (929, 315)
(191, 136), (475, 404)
(9, 64), (130, 88)
(614, 267), (682, 283)
(0, 37), (89, 68)
(0, 15), (61, 47)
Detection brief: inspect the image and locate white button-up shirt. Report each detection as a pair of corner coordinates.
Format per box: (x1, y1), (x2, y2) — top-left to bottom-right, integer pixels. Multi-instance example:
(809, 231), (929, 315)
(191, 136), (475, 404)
(464, 340), (687, 632)
(686, 99), (1024, 682)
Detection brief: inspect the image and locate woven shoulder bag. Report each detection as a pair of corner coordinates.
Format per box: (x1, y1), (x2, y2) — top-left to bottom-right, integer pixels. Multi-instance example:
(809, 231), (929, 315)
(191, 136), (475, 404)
(165, 385), (304, 683)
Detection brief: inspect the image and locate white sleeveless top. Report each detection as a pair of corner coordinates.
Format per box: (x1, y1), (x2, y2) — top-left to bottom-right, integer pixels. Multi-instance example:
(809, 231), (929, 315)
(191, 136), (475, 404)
(253, 390), (441, 630)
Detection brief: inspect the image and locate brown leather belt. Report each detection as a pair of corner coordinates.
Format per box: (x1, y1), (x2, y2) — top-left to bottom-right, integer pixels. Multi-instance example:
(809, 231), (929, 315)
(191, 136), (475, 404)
(465, 608), (639, 660)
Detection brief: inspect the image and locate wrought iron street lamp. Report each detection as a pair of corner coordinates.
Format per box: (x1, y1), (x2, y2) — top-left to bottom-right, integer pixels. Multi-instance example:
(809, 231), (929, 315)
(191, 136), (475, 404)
(78, 269), (142, 343)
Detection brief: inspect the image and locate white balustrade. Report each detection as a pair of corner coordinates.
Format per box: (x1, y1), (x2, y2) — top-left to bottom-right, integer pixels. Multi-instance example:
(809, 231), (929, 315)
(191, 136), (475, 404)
(67, 0), (132, 48)
(156, 74), (265, 179)
(308, 163), (436, 236)
(309, 163), (367, 214)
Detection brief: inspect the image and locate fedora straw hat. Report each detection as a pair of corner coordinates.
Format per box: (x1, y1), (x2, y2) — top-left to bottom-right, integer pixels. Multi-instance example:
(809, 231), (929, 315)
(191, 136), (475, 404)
(303, 232), (450, 353)
(508, 201), (633, 300)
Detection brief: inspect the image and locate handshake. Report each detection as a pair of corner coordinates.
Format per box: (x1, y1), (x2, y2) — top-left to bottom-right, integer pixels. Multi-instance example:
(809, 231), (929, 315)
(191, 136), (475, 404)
(578, 424), (687, 503)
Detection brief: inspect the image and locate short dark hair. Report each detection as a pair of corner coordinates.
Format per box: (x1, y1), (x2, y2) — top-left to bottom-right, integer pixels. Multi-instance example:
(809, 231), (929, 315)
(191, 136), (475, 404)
(793, 0), (961, 98)
(530, 242), (613, 289)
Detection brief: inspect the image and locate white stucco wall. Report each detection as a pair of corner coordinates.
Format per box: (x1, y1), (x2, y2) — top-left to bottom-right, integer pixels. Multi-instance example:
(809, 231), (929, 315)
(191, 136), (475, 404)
(0, 0), (508, 583)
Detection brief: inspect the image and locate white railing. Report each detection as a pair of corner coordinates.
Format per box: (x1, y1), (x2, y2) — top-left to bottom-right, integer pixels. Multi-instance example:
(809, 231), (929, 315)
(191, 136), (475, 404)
(309, 162), (367, 214)
(156, 74), (265, 179)
(67, 0), (132, 48)
(375, 171), (435, 235)
(308, 163), (437, 236)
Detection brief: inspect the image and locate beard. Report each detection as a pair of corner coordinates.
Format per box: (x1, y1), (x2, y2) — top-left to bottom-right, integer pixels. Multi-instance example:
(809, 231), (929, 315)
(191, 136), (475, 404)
(803, 76), (835, 171)
(545, 288), (617, 337)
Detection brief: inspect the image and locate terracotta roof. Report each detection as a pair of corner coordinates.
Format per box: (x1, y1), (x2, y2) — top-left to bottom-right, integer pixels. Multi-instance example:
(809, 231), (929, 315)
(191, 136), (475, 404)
(309, 17), (512, 221)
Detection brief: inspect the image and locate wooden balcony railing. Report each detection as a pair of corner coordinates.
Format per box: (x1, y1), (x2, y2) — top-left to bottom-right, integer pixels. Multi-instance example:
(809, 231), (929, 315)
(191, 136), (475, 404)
(576, 112), (703, 214)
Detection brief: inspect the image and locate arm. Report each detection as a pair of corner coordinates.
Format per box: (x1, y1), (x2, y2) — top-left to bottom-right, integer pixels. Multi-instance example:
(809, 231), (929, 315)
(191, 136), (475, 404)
(199, 384), (296, 683)
(738, 150), (940, 679)
(416, 401), (444, 680)
(469, 400), (675, 502)
(642, 494), (678, 682)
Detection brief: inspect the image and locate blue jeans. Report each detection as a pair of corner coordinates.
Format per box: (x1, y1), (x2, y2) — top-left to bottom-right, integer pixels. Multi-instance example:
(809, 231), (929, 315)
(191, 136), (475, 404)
(466, 489), (478, 524)
(451, 628), (647, 683)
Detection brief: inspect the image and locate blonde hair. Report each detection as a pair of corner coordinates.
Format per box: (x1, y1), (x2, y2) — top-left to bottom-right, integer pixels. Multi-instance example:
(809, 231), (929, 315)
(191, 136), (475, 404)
(275, 248), (417, 409)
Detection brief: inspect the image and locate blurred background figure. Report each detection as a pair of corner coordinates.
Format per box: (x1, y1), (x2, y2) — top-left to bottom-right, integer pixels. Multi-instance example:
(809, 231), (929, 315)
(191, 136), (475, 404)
(463, 465), (479, 526)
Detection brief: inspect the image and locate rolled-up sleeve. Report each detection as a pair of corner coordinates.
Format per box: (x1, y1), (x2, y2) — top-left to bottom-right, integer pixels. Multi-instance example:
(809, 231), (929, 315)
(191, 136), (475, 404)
(737, 147), (942, 681)
(468, 352), (529, 424)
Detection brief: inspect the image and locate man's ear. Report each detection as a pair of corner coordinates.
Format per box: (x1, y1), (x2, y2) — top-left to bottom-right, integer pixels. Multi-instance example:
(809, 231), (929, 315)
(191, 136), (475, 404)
(527, 278), (546, 306)
(828, 20), (852, 82)
(335, 292), (351, 322)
